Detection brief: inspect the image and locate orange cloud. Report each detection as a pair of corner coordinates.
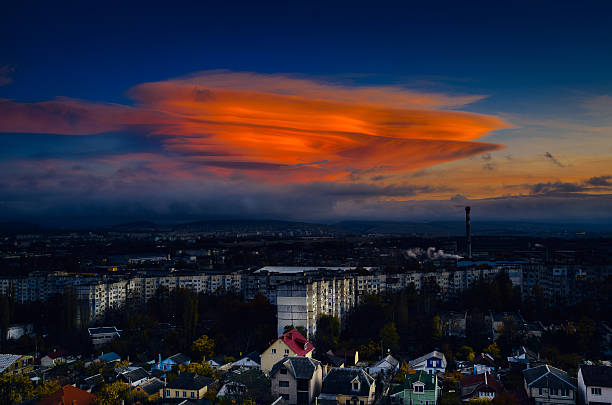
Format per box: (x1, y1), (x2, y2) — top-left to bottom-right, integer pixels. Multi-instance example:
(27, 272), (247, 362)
(0, 71), (510, 182)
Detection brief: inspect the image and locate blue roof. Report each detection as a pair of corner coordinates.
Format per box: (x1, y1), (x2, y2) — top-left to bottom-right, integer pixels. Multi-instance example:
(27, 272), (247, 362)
(99, 352), (121, 362)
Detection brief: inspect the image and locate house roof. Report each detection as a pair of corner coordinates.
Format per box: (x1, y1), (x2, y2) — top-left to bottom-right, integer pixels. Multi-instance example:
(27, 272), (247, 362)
(37, 385), (96, 405)
(121, 367), (149, 382)
(321, 367), (374, 397)
(166, 372), (214, 390)
(98, 352), (121, 363)
(408, 351), (446, 368)
(0, 354), (22, 373)
(318, 352), (345, 367)
(401, 370), (438, 391)
(460, 372), (502, 399)
(372, 355), (400, 369)
(45, 350), (68, 360)
(271, 357), (321, 380)
(88, 326), (121, 336)
(523, 365), (576, 389)
(139, 377), (165, 395)
(167, 353), (191, 365)
(280, 329), (314, 357)
(82, 374), (104, 387)
(474, 353), (495, 367)
(580, 365), (612, 388)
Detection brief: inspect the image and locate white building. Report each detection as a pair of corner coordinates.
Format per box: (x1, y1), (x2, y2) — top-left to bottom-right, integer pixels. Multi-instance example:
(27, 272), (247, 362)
(578, 365), (612, 405)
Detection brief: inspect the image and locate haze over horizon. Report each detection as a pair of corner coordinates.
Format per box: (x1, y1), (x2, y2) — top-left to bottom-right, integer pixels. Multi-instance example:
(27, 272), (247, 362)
(2, 1), (612, 224)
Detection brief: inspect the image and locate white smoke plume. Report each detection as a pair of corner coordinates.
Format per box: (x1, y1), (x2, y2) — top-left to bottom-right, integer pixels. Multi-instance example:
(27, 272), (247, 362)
(406, 247), (463, 260)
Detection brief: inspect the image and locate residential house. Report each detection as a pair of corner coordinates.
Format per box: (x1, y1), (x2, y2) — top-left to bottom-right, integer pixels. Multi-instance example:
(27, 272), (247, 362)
(98, 352), (121, 364)
(523, 365), (576, 405)
(41, 350), (68, 368)
(508, 346), (541, 371)
(154, 353), (191, 372)
(318, 351), (345, 371)
(0, 354), (34, 375)
(408, 351), (446, 374)
(217, 381), (248, 402)
(441, 311), (467, 338)
(207, 355), (229, 370)
(317, 368), (376, 405)
(80, 374), (105, 392)
(460, 372), (502, 401)
(490, 312), (524, 340)
(232, 352), (261, 370)
(578, 365), (612, 405)
(271, 357), (323, 405)
(88, 326), (121, 347)
(37, 385), (96, 405)
(331, 350), (359, 367)
(262, 329), (314, 374)
(390, 370), (440, 405)
(160, 372), (214, 401)
(132, 377), (165, 402)
(473, 353), (495, 375)
(368, 355), (400, 377)
(118, 367), (149, 386)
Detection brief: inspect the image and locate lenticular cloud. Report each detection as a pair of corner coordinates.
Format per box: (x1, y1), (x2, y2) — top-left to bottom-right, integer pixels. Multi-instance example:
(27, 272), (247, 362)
(0, 71), (509, 182)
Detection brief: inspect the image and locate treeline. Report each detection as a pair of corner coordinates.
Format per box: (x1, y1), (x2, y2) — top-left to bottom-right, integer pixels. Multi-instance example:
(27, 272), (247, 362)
(100, 288), (277, 361)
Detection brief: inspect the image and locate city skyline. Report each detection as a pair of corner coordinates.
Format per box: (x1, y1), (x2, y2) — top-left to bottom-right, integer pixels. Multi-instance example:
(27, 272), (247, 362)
(2, 1), (612, 224)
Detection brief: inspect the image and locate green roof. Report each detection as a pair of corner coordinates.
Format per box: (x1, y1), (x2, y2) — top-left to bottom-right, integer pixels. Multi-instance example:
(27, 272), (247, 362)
(402, 370), (437, 391)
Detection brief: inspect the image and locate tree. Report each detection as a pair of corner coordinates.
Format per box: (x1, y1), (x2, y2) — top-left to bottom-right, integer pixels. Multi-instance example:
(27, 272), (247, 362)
(484, 342), (501, 361)
(192, 334), (215, 361)
(283, 324), (308, 338)
(379, 322), (400, 354)
(95, 382), (129, 405)
(34, 380), (61, 398)
(457, 345), (475, 361)
(177, 361), (217, 378)
(432, 315), (442, 339)
(315, 315), (340, 352)
(0, 374), (34, 404)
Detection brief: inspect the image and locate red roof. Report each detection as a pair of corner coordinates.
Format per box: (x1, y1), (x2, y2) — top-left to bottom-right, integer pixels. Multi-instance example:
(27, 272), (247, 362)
(281, 329), (314, 356)
(46, 349), (68, 360)
(460, 373), (503, 399)
(38, 385), (96, 405)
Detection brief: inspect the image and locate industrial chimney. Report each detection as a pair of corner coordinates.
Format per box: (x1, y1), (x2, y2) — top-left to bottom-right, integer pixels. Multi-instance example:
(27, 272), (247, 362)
(465, 206), (472, 259)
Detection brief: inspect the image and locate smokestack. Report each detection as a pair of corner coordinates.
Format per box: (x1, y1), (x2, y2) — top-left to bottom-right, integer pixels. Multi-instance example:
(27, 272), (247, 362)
(465, 206), (472, 259)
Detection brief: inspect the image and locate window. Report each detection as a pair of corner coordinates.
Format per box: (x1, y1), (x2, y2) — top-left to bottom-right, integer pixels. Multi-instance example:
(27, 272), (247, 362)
(272, 349), (277, 354)
(279, 381), (290, 387)
(191, 392), (195, 398)
(561, 389), (569, 397)
(282, 394), (290, 400)
(414, 385), (424, 393)
(346, 401), (351, 405)
(166, 390), (170, 397)
(538, 388), (543, 396)
(353, 382), (360, 391)
(591, 388), (602, 395)
(175, 391), (179, 397)
(183, 391), (187, 398)
(360, 401), (364, 405)
(285, 349), (290, 355)
(280, 368), (287, 374)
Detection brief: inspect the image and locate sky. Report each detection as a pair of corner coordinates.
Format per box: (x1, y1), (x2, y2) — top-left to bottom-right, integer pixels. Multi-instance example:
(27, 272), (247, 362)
(1, 1), (612, 225)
